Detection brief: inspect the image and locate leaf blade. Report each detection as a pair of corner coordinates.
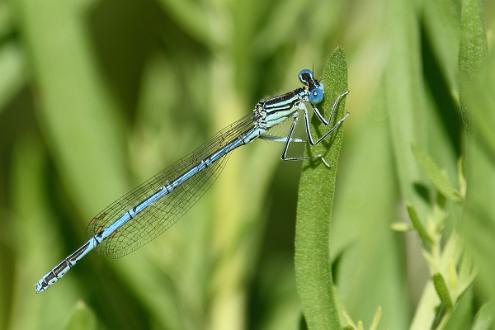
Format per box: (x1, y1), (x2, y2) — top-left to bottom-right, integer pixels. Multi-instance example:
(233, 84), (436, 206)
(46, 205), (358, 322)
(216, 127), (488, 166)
(295, 47), (348, 330)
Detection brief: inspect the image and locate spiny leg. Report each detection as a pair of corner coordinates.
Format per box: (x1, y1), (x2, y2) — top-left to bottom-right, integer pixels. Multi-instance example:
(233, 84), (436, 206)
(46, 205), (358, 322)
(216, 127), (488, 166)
(313, 112), (350, 145)
(259, 135), (305, 143)
(311, 90), (349, 125)
(300, 102), (349, 147)
(298, 102), (350, 167)
(279, 114), (331, 167)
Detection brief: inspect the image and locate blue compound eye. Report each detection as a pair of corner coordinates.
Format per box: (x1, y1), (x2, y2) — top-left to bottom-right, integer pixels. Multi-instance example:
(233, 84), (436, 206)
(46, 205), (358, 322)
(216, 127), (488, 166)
(308, 87), (324, 104)
(299, 69), (314, 85)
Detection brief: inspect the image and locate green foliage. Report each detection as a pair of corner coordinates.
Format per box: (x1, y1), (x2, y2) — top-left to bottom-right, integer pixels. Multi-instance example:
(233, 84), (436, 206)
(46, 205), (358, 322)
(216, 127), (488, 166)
(0, 43), (26, 111)
(64, 301), (98, 330)
(406, 204), (433, 248)
(294, 48), (347, 330)
(0, 0), (494, 330)
(432, 273), (453, 311)
(412, 144), (463, 202)
(384, 0), (428, 217)
(459, 0), (495, 314)
(472, 302), (494, 330)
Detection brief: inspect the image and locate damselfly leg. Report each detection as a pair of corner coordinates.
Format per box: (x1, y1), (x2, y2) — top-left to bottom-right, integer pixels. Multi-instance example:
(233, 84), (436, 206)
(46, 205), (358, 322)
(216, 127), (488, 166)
(310, 90), (349, 125)
(278, 114), (333, 168)
(260, 89), (349, 168)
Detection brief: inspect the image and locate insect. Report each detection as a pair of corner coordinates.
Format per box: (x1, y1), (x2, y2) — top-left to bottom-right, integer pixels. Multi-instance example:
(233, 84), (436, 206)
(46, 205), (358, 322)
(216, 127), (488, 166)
(35, 69), (348, 293)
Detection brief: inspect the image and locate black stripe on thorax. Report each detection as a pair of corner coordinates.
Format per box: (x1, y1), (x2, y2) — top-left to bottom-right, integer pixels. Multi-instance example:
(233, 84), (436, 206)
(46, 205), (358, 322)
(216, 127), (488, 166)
(261, 88), (303, 112)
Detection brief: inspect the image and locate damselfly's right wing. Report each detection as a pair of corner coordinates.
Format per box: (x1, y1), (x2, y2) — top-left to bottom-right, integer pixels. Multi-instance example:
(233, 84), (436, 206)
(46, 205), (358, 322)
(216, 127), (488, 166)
(88, 114), (254, 258)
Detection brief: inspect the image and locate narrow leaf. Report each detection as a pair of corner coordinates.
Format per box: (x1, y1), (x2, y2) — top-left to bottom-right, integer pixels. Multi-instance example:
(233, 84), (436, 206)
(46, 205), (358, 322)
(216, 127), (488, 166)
(295, 47), (348, 330)
(390, 222), (412, 232)
(64, 301), (98, 330)
(253, 0), (305, 56)
(407, 204), (433, 248)
(384, 0), (429, 217)
(0, 43), (27, 112)
(156, 0), (216, 48)
(421, 0), (461, 88)
(412, 144), (462, 202)
(0, 1), (13, 40)
(472, 302), (494, 330)
(443, 288), (474, 330)
(369, 305), (383, 330)
(459, 0), (495, 302)
(433, 273), (454, 311)
(15, 0), (128, 214)
(332, 87), (409, 329)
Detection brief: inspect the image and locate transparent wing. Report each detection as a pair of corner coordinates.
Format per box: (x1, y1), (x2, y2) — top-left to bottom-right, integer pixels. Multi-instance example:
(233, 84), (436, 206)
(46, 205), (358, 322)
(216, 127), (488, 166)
(88, 114), (254, 258)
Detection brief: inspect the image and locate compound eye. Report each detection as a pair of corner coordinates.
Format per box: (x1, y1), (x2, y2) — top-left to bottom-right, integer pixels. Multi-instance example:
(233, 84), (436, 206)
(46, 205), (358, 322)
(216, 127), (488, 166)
(308, 87), (324, 104)
(298, 69), (314, 85)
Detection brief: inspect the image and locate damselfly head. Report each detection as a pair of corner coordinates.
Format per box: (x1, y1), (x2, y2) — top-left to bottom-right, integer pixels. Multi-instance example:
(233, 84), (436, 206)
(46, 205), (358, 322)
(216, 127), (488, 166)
(298, 69), (324, 104)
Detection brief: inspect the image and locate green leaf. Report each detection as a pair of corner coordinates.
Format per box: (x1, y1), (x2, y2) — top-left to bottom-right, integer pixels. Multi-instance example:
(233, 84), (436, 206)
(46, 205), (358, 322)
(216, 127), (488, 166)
(156, 0), (216, 48)
(443, 288), (474, 330)
(407, 204), (433, 248)
(412, 144), (462, 202)
(253, 0), (305, 56)
(0, 2), (14, 40)
(458, 0), (487, 82)
(0, 42), (27, 112)
(458, 0), (493, 155)
(369, 305), (383, 330)
(432, 273), (454, 311)
(472, 302), (494, 330)
(294, 47), (348, 330)
(390, 222), (412, 232)
(15, 0), (128, 214)
(11, 137), (79, 330)
(331, 87), (409, 330)
(457, 158), (467, 198)
(421, 0), (461, 88)
(64, 301), (98, 330)
(458, 0), (495, 302)
(458, 0), (494, 156)
(383, 0), (429, 217)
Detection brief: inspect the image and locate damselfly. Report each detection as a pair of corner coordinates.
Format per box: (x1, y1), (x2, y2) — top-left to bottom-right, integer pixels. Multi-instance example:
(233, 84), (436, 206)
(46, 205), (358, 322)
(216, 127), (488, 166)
(35, 69), (348, 293)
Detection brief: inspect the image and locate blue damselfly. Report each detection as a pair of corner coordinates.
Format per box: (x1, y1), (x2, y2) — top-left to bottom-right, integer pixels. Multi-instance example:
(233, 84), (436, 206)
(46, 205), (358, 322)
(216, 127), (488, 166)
(35, 69), (348, 293)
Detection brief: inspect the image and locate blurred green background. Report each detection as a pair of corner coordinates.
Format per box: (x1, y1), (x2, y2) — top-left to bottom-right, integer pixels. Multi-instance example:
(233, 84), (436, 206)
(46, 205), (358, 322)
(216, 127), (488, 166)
(1, 0), (494, 329)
